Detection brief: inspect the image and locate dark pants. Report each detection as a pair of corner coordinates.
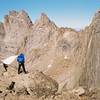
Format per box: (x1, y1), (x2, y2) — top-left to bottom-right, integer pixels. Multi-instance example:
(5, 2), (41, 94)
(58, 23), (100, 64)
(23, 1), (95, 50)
(3, 63), (8, 71)
(18, 63), (26, 74)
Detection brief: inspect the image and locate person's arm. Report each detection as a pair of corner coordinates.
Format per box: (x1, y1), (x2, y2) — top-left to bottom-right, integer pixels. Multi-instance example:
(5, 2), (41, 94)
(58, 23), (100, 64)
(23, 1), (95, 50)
(17, 56), (19, 62)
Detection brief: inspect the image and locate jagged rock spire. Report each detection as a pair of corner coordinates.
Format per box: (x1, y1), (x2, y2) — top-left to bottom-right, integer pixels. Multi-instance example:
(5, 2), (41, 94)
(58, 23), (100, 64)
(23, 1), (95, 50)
(39, 13), (51, 23)
(34, 12), (51, 26)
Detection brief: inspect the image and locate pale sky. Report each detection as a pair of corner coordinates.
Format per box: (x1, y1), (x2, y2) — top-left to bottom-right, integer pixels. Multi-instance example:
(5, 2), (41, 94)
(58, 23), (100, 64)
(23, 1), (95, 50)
(0, 0), (100, 29)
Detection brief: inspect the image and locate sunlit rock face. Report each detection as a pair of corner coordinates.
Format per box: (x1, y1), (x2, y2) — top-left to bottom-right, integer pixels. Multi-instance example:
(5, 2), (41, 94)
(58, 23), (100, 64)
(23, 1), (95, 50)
(2, 10), (32, 54)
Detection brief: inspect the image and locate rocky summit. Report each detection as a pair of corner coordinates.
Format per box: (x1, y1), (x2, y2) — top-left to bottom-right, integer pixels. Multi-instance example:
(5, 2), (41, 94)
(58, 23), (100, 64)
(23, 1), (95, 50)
(0, 9), (100, 100)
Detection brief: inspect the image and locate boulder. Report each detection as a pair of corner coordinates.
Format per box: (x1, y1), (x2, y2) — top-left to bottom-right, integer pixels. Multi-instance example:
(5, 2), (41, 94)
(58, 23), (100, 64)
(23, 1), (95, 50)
(12, 71), (58, 97)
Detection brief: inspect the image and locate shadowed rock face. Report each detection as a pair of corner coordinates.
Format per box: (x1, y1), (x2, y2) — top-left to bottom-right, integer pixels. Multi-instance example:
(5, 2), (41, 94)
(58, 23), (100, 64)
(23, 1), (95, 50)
(0, 22), (6, 58)
(0, 22), (5, 39)
(0, 9), (100, 99)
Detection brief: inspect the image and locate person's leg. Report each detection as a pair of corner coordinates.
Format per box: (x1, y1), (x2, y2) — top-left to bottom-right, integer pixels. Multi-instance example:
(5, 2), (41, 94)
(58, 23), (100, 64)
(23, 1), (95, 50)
(18, 63), (21, 74)
(22, 63), (27, 73)
(3, 63), (8, 71)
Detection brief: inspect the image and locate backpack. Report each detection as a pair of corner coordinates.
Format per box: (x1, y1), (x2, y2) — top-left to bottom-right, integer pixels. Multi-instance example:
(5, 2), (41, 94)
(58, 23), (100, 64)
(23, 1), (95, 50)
(17, 53), (25, 63)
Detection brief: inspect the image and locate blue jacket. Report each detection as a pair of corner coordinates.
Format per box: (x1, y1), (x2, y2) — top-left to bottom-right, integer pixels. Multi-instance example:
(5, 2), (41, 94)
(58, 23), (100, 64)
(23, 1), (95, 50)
(17, 53), (25, 63)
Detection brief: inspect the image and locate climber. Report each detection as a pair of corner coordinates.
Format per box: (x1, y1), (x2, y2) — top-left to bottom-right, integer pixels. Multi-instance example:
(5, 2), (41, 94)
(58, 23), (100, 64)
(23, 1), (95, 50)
(17, 53), (27, 74)
(3, 63), (8, 71)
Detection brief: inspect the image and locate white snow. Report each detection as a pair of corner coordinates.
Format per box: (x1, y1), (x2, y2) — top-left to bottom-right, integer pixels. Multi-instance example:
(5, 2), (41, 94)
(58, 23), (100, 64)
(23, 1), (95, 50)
(64, 56), (68, 59)
(1, 55), (18, 65)
(48, 64), (52, 68)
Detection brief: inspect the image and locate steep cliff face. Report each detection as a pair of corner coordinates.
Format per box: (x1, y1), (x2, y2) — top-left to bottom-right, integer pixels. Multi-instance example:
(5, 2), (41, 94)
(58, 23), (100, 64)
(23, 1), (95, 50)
(3, 10), (32, 54)
(25, 13), (58, 52)
(0, 22), (5, 39)
(79, 10), (100, 88)
(0, 22), (5, 58)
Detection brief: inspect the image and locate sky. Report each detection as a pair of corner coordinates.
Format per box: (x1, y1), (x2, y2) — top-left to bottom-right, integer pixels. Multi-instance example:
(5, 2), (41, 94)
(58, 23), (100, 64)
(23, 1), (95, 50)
(0, 0), (100, 29)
